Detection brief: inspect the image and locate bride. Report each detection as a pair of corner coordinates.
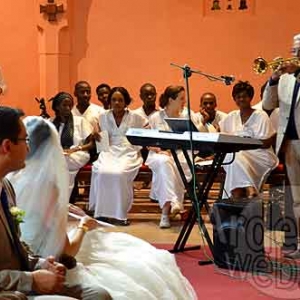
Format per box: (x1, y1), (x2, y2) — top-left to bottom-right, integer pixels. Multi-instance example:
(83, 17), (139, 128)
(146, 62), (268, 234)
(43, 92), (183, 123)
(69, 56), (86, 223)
(8, 116), (197, 300)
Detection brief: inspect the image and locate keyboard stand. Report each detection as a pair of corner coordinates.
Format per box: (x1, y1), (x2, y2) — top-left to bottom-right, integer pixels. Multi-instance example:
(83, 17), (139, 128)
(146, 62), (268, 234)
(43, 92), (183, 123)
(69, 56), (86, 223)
(169, 148), (227, 265)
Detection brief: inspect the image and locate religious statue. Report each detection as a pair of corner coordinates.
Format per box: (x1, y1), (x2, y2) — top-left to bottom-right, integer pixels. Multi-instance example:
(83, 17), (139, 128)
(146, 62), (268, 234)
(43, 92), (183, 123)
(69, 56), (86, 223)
(35, 98), (50, 119)
(226, 0), (233, 10)
(239, 0), (248, 10)
(211, 0), (221, 10)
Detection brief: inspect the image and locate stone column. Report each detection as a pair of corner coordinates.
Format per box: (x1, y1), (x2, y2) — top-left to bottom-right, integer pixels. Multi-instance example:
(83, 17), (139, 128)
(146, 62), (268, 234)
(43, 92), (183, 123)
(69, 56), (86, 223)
(36, 0), (71, 100)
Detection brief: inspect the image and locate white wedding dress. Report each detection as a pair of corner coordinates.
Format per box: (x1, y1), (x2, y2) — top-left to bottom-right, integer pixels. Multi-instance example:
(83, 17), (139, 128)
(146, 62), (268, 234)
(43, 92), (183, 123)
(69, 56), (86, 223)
(68, 229), (196, 299)
(7, 116), (197, 300)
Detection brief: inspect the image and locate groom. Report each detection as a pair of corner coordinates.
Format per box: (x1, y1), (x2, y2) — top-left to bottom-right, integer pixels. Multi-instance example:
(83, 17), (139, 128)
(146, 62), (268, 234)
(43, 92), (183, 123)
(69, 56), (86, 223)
(0, 106), (111, 299)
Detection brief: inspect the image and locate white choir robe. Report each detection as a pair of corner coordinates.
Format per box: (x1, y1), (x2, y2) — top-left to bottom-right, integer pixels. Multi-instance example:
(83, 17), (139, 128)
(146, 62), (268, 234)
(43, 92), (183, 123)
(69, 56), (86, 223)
(58, 115), (92, 196)
(132, 106), (158, 199)
(146, 110), (198, 210)
(72, 102), (105, 131)
(132, 106), (158, 119)
(194, 110), (227, 133)
(219, 110), (279, 198)
(89, 109), (148, 220)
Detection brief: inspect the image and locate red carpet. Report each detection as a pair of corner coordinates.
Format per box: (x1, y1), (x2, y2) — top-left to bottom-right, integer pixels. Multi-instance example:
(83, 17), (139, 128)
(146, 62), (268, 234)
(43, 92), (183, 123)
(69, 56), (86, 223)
(154, 244), (300, 300)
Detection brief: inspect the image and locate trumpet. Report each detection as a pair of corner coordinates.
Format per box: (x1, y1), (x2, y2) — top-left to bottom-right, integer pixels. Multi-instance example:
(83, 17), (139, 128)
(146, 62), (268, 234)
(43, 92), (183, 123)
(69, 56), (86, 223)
(253, 56), (300, 74)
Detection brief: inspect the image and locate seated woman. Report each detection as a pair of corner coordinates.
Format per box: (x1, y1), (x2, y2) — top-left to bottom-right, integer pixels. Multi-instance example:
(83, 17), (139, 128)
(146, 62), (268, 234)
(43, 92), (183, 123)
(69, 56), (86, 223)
(219, 81), (279, 199)
(51, 92), (94, 198)
(146, 85), (202, 228)
(89, 87), (149, 226)
(8, 116), (197, 300)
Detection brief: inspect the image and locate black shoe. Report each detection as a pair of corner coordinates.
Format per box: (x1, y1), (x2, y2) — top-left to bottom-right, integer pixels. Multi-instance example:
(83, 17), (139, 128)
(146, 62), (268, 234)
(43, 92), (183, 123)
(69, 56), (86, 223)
(96, 216), (110, 223)
(150, 198), (159, 203)
(114, 219), (130, 226)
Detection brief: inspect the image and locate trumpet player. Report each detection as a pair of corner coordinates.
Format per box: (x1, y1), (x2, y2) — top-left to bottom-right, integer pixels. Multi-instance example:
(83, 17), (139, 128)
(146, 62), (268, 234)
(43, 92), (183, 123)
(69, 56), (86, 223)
(262, 33), (300, 259)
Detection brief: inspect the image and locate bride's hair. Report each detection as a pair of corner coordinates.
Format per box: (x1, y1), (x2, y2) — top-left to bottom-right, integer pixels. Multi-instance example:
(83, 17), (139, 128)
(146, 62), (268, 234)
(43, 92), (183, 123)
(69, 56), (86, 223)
(25, 117), (52, 158)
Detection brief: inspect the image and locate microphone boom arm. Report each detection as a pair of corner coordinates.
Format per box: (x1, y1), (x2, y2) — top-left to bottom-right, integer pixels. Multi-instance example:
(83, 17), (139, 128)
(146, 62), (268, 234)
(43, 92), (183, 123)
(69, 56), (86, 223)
(170, 63), (234, 85)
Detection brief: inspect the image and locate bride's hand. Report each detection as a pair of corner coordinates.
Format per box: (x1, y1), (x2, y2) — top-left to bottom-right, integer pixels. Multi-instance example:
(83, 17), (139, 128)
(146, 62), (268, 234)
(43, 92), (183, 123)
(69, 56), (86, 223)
(43, 256), (66, 276)
(63, 148), (77, 156)
(68, 204), (86, 217)
(79, 216), (99, 232)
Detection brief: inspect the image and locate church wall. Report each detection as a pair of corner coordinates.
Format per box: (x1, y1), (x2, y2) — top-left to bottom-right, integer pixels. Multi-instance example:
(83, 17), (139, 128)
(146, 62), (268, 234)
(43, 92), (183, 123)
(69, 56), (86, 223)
(70, 0), (300, 112)
(0, 0), (40, 115)
(1, 0), (300, 115)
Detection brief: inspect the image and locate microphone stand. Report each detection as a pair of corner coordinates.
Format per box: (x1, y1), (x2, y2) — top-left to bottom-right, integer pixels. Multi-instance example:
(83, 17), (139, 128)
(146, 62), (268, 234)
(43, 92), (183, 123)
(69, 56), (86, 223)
(170, 63), (233, 195)
(169, 63), (234, 264)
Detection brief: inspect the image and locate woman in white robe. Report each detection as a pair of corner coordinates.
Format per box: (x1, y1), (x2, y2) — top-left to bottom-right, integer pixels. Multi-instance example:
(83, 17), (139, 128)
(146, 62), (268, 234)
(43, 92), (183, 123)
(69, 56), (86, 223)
(89, 87), (148, 225)
(146, 85), (202, 228)
(219, 81), (278, 199)
(51, 92), (93, 198)
(8, 116), (197, 300)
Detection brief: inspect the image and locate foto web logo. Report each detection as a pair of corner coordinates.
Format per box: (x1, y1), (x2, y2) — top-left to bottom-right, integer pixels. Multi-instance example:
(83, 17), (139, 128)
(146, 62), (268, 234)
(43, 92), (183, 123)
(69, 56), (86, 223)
(214, 208), (300, 298)
(221, 242), (300, 298)
(247, 256), (300, 299)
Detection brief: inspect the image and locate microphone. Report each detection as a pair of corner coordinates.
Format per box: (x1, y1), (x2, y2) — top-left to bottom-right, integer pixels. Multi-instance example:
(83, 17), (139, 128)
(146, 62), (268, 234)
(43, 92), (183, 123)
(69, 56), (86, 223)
(221, 75), (235, 85)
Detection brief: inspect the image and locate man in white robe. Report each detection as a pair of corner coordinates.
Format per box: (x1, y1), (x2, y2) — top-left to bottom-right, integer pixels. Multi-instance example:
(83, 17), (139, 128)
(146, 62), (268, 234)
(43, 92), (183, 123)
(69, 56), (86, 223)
(133, 83), (158, 195)
(96, 83), (111, 110)
(72, 81), (104, 131)
(196, 92), (227, 133)
(263, 33), (300, 258)
(133, 83), (158, 120)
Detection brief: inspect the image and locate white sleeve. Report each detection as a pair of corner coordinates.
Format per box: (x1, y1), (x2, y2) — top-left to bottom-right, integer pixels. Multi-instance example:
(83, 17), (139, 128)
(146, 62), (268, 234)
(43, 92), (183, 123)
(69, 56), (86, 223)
(262, 82), (279, 110)
(81, 118), (93, 140)
(219, 115), (228, 133)
(255, 111), (276, 139)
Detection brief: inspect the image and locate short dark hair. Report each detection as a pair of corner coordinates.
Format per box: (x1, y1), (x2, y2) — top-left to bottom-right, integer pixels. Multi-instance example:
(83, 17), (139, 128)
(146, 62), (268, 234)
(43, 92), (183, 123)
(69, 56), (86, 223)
(0, 106), (24, 144)
(107, 87), (132, 106)
(139, 83), (156, 94)
(96, 83), (111, 95)
(232, 81), (255, 100)
(159, 85), (185, 108)
(200, 92), (217, 104)
(74, 81), (91, 91)
(50, 92), (74, 114)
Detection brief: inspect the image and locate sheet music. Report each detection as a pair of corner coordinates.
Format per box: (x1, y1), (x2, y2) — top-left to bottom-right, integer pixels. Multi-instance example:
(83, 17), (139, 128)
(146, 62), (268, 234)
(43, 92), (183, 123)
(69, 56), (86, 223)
(68, 212), (115, 228)
(195, 159), (213, 167)
(96, 131), (109, 153)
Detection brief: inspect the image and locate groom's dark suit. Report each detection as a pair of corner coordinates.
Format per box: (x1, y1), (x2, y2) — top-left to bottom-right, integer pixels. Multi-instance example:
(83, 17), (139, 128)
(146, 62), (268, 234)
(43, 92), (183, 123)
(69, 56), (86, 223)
(0, 179), (111, 300)
(0, 179), (35, 293)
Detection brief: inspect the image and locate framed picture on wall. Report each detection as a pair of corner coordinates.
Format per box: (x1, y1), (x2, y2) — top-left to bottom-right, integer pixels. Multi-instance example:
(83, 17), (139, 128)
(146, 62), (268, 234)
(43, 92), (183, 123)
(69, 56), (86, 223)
(203, 0), (255, 16)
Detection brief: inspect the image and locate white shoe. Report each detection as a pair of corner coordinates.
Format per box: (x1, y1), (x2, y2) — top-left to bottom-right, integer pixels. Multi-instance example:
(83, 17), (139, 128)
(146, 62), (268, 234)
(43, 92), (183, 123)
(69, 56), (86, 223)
(159, 214), (171, 228)
(170, 202), (181, 217)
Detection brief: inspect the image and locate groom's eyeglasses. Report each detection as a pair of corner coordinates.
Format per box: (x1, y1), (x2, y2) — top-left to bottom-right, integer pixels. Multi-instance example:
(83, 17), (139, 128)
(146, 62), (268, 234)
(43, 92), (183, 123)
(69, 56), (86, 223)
(16, 137), (30, 144)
